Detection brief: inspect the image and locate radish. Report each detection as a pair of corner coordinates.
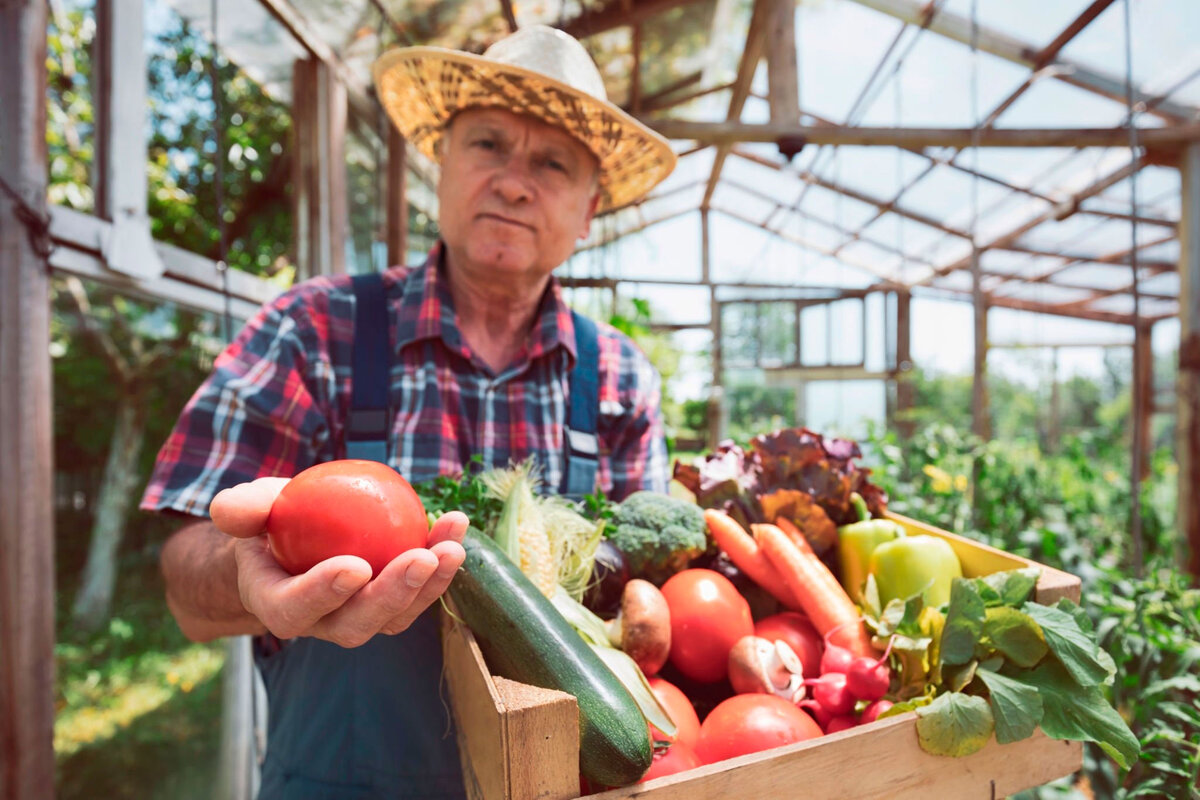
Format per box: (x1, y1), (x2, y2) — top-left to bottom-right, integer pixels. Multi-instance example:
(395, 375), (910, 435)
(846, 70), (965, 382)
(825, 714), (858, 734)
(805, 672), (856, 716)
(818, 620), (861, 674)
(844, 636), (895, 701)
(860, 699), (894, 724)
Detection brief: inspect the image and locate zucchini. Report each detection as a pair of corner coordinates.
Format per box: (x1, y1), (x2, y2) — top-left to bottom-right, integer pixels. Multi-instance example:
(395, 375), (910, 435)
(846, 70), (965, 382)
(448, 527), (652, 786)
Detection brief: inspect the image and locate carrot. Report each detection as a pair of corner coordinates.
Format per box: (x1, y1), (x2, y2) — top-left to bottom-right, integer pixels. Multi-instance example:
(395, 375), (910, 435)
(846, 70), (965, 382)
(754, 522), (874, 658)
(704, 510), (803, 610)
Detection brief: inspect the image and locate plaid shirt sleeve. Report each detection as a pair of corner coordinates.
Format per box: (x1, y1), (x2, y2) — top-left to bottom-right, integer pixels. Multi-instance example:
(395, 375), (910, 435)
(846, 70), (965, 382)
(597, 327), (669, 502)
(139, 286), (333, 518)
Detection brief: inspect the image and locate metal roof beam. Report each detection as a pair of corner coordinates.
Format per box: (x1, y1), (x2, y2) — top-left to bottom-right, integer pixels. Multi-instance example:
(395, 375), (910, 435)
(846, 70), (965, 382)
(651, 120), (1200, 149)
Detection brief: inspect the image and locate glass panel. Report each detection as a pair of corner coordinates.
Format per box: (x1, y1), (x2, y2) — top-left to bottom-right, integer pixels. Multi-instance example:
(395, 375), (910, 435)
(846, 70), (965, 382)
(804, 380), (885, 439)
(822, 147), (929, 203)
(800, 304), (827, 365)
(795, 181), (879, 230)
(828, 299), (864, 365)
(899, 165), (1010, 231)
(796, 0), (906, 123)
(711, 183), (780, 223)
(940, 0), (1096, 51)
(48, 0), (97, 212)
(864, 292), (886, 373)
(345, 113), (387, 274)
(722, 303), (758, 366)
(1060, 0), (1200, 95)
(758, 303), (798, 367)
(627, 283), (711, 326)
(854, 32), (1028, 127)
(1051, 263), (1134, 290)
(655, 146), (714, 195)
(1000, 283), (1097, 304)
(1138, 271), (1179, 297)
(860, 213), (945, 263)
(52, 280), (226, 798)
(996, 78), (1127, 128)
(149, 1), (295, 277)
(838, 240), (901, 279)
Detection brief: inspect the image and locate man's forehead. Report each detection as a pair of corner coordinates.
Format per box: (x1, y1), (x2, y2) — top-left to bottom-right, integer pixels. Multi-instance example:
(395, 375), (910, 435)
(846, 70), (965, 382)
(453, 108), (590, 154)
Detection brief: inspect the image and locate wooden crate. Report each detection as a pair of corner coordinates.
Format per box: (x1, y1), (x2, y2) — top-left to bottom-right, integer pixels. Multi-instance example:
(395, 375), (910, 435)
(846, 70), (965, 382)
(440, 517), (1084, 800)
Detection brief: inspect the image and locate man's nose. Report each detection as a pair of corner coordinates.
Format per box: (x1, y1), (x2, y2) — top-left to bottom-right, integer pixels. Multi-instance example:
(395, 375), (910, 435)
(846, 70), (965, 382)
(490, 157), (534, 204)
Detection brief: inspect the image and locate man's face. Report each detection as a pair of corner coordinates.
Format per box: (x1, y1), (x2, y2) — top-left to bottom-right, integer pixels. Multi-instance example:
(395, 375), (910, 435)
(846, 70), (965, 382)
(437, 107), (601, 284)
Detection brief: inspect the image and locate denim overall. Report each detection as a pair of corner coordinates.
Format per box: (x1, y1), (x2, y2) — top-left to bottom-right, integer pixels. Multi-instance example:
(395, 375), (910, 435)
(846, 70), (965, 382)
(255, 272), (600, 798)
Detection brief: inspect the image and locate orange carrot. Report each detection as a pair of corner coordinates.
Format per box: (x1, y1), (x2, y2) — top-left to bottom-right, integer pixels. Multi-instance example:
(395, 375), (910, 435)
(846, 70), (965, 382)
(754, 522), (874, 658)
(704, 510), (804, 610)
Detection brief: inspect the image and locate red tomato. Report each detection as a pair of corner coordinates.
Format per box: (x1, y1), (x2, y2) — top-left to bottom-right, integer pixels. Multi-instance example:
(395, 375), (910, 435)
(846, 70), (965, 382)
(640, 741), (702, 783)
(754, 612), (824, 679)
(648, 677), (701, 749)
(266, 460), (427, 575)
(661, 569), (753, 683)
(696, 694), (823, 764)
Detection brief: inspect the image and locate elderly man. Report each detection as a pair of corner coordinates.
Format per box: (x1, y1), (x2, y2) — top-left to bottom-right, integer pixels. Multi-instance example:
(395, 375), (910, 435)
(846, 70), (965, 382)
(141, 25), (676, 799)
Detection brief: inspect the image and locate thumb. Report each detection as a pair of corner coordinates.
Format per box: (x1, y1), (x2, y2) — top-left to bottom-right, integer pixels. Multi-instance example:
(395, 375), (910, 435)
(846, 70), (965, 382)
(211, 477), (291, 538)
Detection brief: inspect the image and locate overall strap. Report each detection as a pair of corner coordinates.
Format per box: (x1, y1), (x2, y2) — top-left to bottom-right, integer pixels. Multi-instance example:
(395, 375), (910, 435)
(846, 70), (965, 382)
(561, 310), (600, 499)
(346, 272), (390, 463)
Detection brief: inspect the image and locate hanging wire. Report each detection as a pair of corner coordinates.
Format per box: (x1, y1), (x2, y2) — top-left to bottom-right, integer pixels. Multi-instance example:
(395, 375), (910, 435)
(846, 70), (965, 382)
(1123, 0), (1145, 577)
(209, 0), (233, 343)
(373, 11), (388, 273)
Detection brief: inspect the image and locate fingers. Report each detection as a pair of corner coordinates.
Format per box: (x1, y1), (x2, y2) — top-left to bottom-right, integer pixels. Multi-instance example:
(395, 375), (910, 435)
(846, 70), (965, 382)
(428, 511), (469, 547)
(235, 536), (372, 639)
(211, 477), (291, 538)
(310, 541), (466, 645)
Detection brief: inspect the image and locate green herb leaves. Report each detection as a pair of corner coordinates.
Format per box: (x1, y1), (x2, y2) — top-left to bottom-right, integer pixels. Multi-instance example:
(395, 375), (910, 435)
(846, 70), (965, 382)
(915, 693), (994, 757)
(907, 569), (1138, 767)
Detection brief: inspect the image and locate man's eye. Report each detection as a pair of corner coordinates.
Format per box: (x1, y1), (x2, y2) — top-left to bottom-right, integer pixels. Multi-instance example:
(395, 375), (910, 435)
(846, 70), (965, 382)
(473, 138), (497, 150)
(546, 159), (567, 173)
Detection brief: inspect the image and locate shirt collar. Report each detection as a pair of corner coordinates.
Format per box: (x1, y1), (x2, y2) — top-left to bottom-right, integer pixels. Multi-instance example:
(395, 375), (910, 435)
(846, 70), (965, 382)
(392, 241), (578, 370)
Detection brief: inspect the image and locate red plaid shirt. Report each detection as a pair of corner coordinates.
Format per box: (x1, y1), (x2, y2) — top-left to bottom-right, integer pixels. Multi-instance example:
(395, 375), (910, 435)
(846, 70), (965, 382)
(141, 245), (667, 516)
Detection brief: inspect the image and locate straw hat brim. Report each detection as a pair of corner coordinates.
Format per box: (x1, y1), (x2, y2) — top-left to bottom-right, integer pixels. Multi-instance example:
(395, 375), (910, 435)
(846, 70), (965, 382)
(372, 46), (677, 213)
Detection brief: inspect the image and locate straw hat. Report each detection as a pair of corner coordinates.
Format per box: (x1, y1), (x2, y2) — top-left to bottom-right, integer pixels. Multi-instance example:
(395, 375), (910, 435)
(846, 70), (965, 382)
(372, 25), (677, 212)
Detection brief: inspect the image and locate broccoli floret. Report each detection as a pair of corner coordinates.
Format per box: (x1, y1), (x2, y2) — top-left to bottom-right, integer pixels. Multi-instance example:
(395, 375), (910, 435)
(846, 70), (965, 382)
(607, 491), (709, 585)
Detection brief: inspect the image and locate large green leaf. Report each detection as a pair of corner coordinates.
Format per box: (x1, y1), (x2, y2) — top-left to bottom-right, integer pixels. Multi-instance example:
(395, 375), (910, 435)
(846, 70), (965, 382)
(941, 579), (986, 666)
(975, 567), (1041, 607)
(1022, 661), (1140, 770)
(1022, 602), (1115, 687)
(914, 692), (995, 757)
(983, 607), (1048, 668)
(976, 667), (1043, 744)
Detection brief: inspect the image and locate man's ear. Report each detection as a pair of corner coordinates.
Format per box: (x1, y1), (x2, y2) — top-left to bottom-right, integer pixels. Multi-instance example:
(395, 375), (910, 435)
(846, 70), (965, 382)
(577, 191), (601, 240)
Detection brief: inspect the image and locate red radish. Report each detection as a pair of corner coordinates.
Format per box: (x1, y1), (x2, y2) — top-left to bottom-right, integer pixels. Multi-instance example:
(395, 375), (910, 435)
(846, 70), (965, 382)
(799, 699), (832, 730)
(806, 672), (856, 716)
(818, 619), (862, 674)
(844, 636), (895, 702)
(861, 699), (894, 724)
(825, 714), (858, 734)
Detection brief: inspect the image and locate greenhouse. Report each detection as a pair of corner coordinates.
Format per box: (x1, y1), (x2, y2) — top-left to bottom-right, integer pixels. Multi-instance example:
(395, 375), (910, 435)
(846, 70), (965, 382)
(2, 0), (1198, 797)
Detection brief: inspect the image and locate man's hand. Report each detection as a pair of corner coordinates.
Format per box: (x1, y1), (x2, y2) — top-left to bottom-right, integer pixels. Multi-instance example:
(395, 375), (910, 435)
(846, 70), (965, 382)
(209, 477), (467, 648)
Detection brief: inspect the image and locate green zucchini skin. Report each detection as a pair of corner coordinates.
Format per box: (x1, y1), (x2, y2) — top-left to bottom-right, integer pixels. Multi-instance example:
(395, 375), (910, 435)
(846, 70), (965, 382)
(447, 527), (652, 787)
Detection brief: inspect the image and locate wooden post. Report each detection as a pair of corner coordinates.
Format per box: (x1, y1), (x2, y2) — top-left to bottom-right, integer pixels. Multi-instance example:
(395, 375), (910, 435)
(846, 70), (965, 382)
(0, 1), (56, 797)
(765, 0), (799, 126)
(630, 24), (643, 115)
(292, 57), (348, 279)
(895, 288), (914, 439)
(94, 0), (163, 279)
(386, 127), (408, 268)
(1133, 321), (1153, 480)
(971, 249), (991, 440)
(703, 209), (724, 447)
(1179, 144), (1200, 580)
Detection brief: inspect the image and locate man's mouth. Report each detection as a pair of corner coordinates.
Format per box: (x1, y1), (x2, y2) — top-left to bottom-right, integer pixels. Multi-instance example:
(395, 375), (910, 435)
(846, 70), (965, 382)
(478, 213), (535, 231)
